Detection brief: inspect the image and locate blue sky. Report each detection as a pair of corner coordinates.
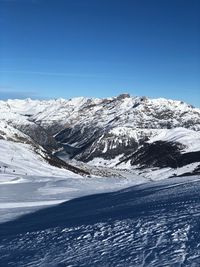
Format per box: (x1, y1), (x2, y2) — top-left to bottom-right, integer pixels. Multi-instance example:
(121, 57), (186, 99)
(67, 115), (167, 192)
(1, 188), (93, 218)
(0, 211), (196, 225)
(0, 0), (199, 106)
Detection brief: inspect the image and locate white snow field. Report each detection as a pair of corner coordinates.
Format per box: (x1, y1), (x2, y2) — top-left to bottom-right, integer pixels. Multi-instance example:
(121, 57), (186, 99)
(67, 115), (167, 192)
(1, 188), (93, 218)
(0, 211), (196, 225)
(0, 139), (147, 223)
(148, 127), (200, 153)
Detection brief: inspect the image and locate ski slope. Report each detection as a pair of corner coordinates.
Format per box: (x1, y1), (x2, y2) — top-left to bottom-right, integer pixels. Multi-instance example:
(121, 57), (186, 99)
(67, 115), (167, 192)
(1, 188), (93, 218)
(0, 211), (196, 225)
(0, 139), (147, 222)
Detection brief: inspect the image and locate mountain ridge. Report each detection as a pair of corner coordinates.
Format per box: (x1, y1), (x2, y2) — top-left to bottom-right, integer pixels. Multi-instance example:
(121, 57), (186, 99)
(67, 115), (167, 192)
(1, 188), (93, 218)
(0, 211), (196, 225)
(0, 94), (200, 178)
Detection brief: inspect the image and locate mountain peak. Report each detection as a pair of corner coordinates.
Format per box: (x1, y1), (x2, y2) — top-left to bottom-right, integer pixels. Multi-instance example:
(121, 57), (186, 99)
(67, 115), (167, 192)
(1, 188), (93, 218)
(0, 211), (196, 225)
(116, 93), (131, 100)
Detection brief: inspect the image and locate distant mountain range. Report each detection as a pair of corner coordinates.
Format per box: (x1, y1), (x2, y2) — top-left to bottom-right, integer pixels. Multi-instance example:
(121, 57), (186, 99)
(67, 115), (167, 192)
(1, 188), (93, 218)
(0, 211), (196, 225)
(0, 94), (200, 178)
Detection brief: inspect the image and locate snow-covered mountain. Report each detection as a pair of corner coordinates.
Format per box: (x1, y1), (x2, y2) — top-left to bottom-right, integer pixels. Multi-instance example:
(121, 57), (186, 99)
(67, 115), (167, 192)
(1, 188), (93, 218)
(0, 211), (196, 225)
(0, 94), (200, 178)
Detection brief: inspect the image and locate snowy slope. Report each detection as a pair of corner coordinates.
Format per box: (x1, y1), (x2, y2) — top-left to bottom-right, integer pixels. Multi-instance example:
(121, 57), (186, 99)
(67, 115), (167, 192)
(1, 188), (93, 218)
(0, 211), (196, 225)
(0, 139), (80, 178)
(148, 127), (200, 153)
(1, 175), (200, 267)
(0, 95), (200, 223)
(0, 121), (33, 143)
(1, 95), (200, 266)
(0, 94), (200, 177)
(115, 127), (200, 179)
(0, 139), (147, 222)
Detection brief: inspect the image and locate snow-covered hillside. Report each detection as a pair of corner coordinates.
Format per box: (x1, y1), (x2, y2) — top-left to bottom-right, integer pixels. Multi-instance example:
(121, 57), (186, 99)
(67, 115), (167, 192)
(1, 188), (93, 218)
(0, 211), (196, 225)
(0, 94), (200, 223)
(148, 127), (200, 153)
(0, 140), (78, 178)
(0, 139), (147, 222)
(0, 94), (200, 178)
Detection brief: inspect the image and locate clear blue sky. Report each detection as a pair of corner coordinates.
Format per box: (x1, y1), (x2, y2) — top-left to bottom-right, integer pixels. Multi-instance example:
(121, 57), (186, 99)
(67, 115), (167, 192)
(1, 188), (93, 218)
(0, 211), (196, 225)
(0, 0), (199, 106)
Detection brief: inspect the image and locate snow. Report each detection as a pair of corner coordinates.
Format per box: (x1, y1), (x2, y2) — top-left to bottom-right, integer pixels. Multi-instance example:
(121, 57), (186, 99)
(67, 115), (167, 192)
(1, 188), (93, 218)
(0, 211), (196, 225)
(0, 174), (27, 184)
(0, 95), (199, 133)
(110, 127), (139, 139)
(0, 200), (66, 209)
(0, 95), (200, 222)
(0, 139), (146, 223)
(109, 127), (161, 140)
(1, 175), (200, 267)
(124, 162), (200, 181)
(148, 127), (200, 153)
(88, 155), (124, 167)
(0, 139), (78, 177)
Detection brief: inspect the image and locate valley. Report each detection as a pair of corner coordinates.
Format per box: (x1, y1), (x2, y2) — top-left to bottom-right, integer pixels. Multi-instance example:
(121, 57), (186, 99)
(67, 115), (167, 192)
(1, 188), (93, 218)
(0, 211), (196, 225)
(0, 94), (200, 266)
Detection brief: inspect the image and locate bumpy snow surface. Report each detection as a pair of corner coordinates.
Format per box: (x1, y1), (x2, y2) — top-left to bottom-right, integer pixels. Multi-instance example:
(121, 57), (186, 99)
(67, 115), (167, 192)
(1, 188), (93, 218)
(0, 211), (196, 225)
(1, 175), (200, 267)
